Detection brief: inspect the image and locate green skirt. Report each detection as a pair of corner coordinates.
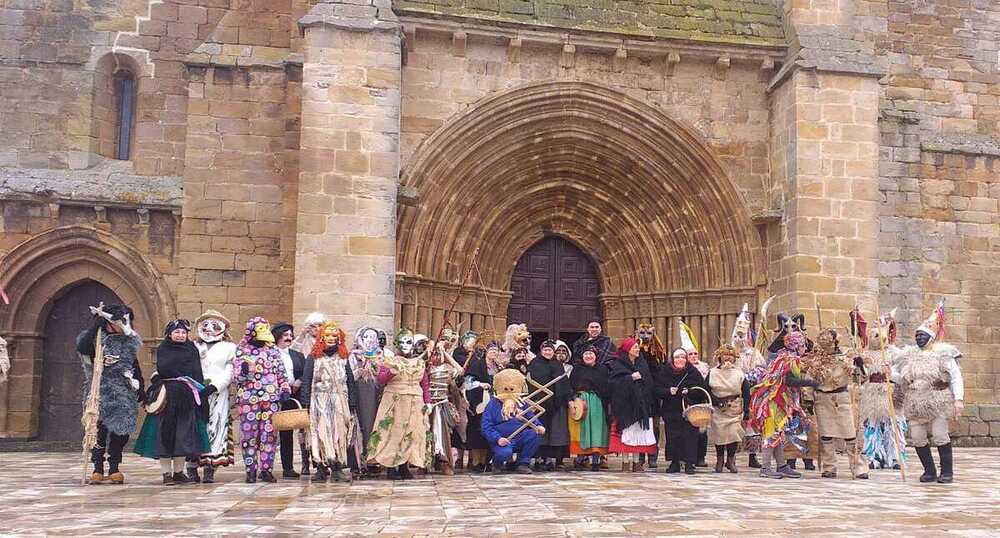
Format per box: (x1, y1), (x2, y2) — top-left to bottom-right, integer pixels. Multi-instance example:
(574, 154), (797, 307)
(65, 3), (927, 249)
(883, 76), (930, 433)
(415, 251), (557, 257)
(134, 414), (210, 460)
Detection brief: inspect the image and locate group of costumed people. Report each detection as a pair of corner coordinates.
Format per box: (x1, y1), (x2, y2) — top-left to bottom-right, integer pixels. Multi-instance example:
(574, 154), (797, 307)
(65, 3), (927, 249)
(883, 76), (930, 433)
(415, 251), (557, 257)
(74, 299), (964, 485)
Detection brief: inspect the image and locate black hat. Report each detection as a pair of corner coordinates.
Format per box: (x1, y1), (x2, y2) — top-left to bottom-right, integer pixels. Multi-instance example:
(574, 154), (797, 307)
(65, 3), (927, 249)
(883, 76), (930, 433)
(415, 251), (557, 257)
(271, 322), (294, 340)
(163, 319), (191, 337)
(540, 339), (557, 350)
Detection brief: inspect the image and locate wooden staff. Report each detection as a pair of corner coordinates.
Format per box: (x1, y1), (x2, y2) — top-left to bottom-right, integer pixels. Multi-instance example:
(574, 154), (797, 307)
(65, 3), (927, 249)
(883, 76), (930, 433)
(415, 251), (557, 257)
(80, 328), (104, 485)
(875, 301), (906, 481)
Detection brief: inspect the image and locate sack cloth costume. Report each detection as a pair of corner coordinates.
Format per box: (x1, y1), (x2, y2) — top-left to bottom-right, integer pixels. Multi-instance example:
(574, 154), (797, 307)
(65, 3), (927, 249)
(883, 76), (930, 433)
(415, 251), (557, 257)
(801, 329), (868, 479)
(77, 304), (144, 485)
(851, 308), (908, 469)
(706, 344), (750, 474)
(892, 301), (963, 484)
(233, 317), (291, 483)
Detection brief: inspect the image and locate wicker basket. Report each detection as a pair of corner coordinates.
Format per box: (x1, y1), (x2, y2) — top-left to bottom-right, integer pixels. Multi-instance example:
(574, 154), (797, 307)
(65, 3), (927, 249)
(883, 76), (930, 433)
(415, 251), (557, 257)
(682, 386), (714, 428)
(272, 398), (309, 431)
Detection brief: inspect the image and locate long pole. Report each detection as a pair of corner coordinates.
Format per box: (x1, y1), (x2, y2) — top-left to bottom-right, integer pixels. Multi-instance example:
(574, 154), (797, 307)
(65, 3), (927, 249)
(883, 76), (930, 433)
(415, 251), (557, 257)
(80, 328), (105, 485)
(875, 301), (906, 481)
(432, 247), (480, 363)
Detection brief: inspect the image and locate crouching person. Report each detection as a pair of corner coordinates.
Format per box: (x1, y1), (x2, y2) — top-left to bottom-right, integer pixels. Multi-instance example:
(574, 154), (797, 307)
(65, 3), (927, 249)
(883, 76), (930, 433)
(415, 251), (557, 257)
(481, 369), (545, 474)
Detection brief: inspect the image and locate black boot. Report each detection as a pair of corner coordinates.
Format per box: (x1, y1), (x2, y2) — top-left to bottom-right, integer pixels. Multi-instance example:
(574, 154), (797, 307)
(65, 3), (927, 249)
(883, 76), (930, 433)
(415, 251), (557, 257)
(331, 463), (351, 483)
(936, 444), (954, 483)
(162, 473), (175, 486)
(915, 446), (937, 482)
(259, 470), (277, 483)
(300, 445), (311, 475)
(313, 463), (330, 482)
(803, 459), (816, 471)
(786, 459), (797, 470)
(172, 471), (191, 485)
(186, 465), (202, 483)
(398, 464), (414, 480)
(282, 467), (301, 479)
(202, 466), (216, 484)
(245, 467), (258, 484)
(665, 461), (681, 474)
(748, 453), (761, 468)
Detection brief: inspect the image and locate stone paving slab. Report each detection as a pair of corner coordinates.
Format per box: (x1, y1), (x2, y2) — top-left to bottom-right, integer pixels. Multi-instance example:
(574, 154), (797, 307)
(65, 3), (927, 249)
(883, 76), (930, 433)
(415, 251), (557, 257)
(0, 449), (998, 536)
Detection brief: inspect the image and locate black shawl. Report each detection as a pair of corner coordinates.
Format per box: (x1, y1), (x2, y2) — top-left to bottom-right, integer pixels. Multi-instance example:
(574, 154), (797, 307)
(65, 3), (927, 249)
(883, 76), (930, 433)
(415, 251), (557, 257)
(608, 355), (661, 429)
(154, 338), (205, 454)
(464, 351), (491, 413)
(527, 355), (572, 411)
(572, 334), (615, 366)
(656, 362), (706, 422)
(569, 362), (609, 401)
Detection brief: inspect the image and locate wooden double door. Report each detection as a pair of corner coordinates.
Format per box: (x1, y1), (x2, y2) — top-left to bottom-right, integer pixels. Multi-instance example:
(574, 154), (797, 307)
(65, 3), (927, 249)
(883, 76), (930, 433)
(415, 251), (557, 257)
(507, 236), (601, 352)
(38, 281), (122, 441)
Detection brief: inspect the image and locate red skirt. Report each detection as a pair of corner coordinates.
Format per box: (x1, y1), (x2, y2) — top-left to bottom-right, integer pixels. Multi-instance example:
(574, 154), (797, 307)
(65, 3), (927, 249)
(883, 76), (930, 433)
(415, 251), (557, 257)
(608, 421), (657, 455)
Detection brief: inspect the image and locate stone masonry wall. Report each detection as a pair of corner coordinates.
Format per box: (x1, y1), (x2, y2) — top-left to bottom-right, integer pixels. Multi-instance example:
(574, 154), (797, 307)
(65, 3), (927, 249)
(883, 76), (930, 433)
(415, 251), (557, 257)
(176, 65), (301, 325)
(876, 0), (1000, 406)
(399, 31), (775, 216)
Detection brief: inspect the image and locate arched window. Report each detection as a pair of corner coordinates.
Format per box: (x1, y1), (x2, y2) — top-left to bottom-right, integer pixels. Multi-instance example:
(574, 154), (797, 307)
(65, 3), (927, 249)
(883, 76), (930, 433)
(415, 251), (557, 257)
(113, 70), (136, 160)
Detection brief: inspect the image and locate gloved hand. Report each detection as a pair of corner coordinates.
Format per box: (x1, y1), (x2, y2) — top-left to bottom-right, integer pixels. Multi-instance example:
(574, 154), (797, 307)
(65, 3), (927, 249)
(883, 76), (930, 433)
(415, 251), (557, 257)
(201, 384), (218, 398)
(123, 371), (140, 391)
(241, 361), (250, 377)
(279, 391), (290, 402)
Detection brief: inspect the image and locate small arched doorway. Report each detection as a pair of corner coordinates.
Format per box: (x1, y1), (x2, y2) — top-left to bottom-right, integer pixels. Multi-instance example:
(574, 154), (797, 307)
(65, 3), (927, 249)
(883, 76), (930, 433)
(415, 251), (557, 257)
(38, 280), (122, 441)
(507, 236), (601, 351)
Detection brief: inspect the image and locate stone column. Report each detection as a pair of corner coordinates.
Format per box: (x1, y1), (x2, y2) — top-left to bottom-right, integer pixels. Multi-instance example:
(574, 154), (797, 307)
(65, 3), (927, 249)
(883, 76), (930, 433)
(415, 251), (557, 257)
(295, 1), (401, 333)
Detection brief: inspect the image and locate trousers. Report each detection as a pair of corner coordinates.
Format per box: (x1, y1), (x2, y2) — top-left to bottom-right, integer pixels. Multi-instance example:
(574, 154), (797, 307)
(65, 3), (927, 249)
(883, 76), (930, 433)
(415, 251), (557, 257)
(91, 422), (129, 472)
(490, 431), (541, 467)
(239, 400), (280, 471)
(910, 415), (951, 447)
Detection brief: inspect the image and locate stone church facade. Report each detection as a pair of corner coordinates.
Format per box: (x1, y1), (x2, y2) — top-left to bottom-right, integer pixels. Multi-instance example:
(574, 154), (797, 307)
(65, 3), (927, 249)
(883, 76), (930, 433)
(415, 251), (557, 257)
(0, 0), (998, 443)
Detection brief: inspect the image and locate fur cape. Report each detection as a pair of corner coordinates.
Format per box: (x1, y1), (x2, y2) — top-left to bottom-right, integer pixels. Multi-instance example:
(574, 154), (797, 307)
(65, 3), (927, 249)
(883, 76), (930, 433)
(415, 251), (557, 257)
(80, 332), (143, 436)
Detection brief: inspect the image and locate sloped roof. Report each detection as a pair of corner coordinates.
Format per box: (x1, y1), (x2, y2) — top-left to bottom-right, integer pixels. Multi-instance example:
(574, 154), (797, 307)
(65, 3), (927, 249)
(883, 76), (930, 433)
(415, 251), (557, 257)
(393, 0), (786, 47)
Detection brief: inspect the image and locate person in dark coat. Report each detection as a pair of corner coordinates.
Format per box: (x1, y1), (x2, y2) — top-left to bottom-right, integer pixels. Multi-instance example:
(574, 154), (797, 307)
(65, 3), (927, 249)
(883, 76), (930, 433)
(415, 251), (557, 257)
(527, 340), (573, 471)
(658, 348), (708, 475)
(572, 320), (615, 367)
(464, 341), (503, 472)
(569, 346), (610, 470)
(272, 322), (314, 479)
(135, 320), (210, 485)
(608, 337), (664, 472)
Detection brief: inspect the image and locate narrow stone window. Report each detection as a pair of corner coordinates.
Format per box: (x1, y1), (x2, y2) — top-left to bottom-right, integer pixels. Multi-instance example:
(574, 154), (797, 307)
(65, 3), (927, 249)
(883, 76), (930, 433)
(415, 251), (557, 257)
(114, 71), (136, 160)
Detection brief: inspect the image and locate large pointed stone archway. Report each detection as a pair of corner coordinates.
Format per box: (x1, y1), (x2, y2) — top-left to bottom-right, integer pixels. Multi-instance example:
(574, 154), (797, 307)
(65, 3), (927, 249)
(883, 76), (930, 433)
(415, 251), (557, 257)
(395, 81), (766, 351)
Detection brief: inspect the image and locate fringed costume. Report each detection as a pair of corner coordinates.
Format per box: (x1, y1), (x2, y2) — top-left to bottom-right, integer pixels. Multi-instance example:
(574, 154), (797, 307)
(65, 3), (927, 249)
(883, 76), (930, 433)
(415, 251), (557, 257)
(733, 303), (766, 468)
(854, 309), (907, 470)
(427, 329), (465, 474)
(308, 322), (356, 482)
(801, 329), (867, 479)
(750, 329), (818, 479)
(892, 301), (963, 483)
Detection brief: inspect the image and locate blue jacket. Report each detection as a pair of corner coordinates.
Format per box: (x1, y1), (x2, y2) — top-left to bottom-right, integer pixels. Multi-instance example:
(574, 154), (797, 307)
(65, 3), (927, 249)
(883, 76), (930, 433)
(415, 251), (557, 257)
(481, 398), (542, 444)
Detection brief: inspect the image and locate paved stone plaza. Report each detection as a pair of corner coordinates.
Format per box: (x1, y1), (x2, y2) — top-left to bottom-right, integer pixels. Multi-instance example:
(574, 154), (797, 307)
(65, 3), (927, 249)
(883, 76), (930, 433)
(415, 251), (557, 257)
(1, 448), (998, 537)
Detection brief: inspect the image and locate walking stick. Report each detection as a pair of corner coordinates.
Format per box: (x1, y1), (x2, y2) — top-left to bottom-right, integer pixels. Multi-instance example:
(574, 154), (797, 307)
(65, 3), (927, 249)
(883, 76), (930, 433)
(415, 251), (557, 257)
(80, 328), (104, 485)
(875, 302), (906, 481)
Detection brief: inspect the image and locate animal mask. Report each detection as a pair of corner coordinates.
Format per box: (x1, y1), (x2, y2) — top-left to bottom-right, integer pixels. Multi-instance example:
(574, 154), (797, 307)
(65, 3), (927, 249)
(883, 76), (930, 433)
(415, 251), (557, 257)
(492, 368), (527, 420)
(196, 310), (230, 343)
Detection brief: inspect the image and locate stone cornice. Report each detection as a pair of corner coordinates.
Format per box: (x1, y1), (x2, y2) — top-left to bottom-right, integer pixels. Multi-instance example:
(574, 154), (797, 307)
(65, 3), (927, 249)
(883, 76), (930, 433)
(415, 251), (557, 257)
(766, 50), (888, 93)
(401, 16), (786, 64)
(0, 161), (182, 209)
(299, 0), (401, 33)
(921, 134), (1000, 157)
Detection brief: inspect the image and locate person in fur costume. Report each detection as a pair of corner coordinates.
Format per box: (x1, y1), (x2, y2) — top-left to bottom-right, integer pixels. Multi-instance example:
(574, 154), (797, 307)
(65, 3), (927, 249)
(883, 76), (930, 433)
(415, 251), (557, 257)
(233, 316), (291, 483)
(706, 344), (750, 474)
(77, 303), (144, 485)
(851, 308), (907, 470)
(892, 301), (963, 484)
(188, 310), (236, 483)
(481, 368), (545, 474)
(801, 329), (868, 479)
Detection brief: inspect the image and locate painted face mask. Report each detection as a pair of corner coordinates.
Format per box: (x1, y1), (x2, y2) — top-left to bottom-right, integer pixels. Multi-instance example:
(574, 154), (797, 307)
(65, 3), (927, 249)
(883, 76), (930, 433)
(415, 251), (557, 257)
(637, 324), (655, 344)
(461, 331), (478, 352)
(253, 321), (274, 344)
(322, 326), (340, 348)
(360, 328), (379, 354)
(198, 317), (227, 343)
(440, 328), (458, 351)
(395, 328), (415, 356)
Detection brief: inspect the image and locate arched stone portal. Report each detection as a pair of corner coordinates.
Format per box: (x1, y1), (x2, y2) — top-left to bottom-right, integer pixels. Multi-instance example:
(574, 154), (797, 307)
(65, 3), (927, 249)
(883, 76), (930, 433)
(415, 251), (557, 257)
(0, 226), (174, 438)
(395, 81), (766, 354)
